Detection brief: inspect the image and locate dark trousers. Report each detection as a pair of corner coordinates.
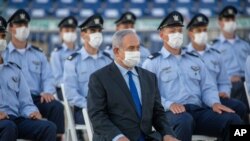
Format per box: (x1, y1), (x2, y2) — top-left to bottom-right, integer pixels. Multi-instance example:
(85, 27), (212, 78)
(166, 104), (243, 141)
(220, 98), (247, 120)
(56, 87), (63, 101)
(0, 116), (56, 141)
(74, 106), (85, 125)
(231, 81), (250, 123)
(73, 106), (85, 141)
(32, 95), (65, 134)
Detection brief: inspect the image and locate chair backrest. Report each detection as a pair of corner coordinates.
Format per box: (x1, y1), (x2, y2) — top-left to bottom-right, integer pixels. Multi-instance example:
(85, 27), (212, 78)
(82, 108), (93, 141)
(61, 84), (78, 141)
(244, 82), (250, 110)
(192, 135), (217, 141)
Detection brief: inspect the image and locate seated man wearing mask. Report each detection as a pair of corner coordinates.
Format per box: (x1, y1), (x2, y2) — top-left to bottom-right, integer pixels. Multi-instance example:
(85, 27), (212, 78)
(143, 11), (243, 141)
(0, 16), (57, 141)
(88, 29), (178, 141)
(63, 14), (112, 127)
(212, 6), (250, 115)
(186, 13), (247, 121)
(104, 11), (150, 66)
(3, 9), (65, 141)
(50, 16), (80, 100)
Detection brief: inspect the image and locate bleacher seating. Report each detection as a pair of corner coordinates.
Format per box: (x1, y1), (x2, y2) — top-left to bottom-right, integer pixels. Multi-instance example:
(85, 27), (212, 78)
(3, 0), (250, 19)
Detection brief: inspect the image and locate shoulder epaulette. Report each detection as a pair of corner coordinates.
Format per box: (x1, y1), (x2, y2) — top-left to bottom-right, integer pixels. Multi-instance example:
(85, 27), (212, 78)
(186, 52), (199, 58)
(210, 48), (221, 54)
(8, 62), (21, 69)
(147, 52), (161, 60)
(103, 52), (113, 60)
(67, 53), (79, 61)
(209, 39), (219, 45)
(31, 46), (43, 52)
(54, 46), (63, 52)
(105, 44), (112, 50)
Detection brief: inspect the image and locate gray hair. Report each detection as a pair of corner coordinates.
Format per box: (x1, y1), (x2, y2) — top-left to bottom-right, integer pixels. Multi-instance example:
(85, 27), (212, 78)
(112, 29), (137, 49)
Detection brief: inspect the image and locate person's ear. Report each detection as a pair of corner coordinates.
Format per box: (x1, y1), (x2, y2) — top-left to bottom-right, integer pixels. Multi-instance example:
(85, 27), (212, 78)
(113, 47), (119, 56)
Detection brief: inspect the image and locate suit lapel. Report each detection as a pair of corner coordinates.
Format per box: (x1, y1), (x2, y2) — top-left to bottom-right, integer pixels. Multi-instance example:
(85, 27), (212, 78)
(109, 62), (139, 119)
(135, 67), (147, 119)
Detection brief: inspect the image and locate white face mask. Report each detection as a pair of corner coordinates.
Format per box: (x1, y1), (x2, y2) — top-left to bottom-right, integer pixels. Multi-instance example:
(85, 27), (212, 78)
(0, 39), (7, 52)
(15, 26), (30, 41)
(223, 21), (237, 33)
(128, 28), (136, 33)
(166, 32), (183, 49)
(123, 51), (140, 68)
(88, 32), (103, 49)
(194, 32), (208, 46)
(62, 32), (77, 43)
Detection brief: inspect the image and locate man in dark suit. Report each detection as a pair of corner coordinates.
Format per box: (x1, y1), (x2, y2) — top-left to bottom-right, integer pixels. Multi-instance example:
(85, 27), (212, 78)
(87, 29), (178, 141)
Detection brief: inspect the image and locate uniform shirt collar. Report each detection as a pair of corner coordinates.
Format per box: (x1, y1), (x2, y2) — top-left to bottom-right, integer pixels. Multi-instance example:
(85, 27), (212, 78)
(62, 43), (79, 51)
(219, 33), (240, 43)
(187, 43), (210, 55)
(78, 46), (103, 60)
(114, 61), (138, 77)
(8, 41), (32, 53)
(160, 46), (186, 59)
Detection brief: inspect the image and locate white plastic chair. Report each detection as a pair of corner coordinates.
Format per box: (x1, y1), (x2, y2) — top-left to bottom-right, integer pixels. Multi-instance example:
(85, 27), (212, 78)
(82, 108), (93, 141)
(61, 84), (86, 141)
(192, 135), (217, 141)
(244, 81), (250, 110)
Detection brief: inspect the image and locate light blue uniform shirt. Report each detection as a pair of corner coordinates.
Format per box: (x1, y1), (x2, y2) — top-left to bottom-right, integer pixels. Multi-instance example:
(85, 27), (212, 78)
(50, 43), (80, 87)
(142, 47), (220, 111)
(245, 55), (250, 94)
(187, 43), (232, 95)
(104, 45), (150, 67)
(212, 34), (250, 77)
(63, 47), (112, 108)
(0, 62), (38, 118)
(3, 42), (56, 95)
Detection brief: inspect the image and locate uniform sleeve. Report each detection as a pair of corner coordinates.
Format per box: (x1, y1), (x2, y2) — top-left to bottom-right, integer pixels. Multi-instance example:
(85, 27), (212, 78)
(142, 59), (174, 111)
(63, 59), (86, 108)
(18, 71), (39, 118)
(50, 51), (63, 87)
(200, 61), (221, 107)
(246, 56), (250, 94)
(41, 54), (56, 94)
(217, 54), (232, 95)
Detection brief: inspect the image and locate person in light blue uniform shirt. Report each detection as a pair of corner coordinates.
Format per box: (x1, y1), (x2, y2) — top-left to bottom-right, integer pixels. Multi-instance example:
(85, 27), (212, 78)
(104, 11), (150, 66)
(0, 16), (56, 141)
(63, 14), (112, 125)
(212, 6), (250, 113)
(186, 13), (247, 121)
(50, 16), (80, 100)
(3, 9), (64, 140)
(246, 56), (250, 95)
(143, 11), (242, 141)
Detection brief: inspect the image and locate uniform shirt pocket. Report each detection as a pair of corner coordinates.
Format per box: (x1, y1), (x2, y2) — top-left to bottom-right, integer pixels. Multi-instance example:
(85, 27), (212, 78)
(8, 78), (19, 93)
(160, 69), (178, 82)
(208, 61), (220, 73)
(78, 71), (89, 83)
(29, 61), (42, 74)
